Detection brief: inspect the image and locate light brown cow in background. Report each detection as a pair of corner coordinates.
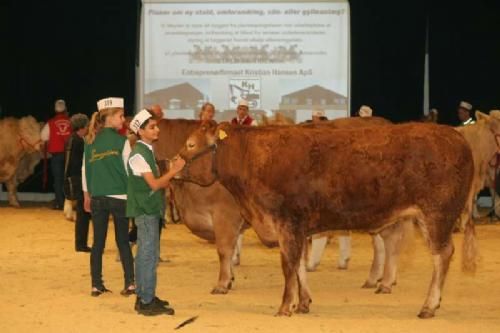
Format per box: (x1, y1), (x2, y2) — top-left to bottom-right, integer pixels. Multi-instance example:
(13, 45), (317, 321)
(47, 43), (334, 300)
(155, 119), (278, 294)
(0, 116), (42, 207)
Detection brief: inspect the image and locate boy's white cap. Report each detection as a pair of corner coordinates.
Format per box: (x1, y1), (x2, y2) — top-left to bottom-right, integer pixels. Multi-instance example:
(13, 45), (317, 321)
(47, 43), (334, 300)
(459, 101), (472, 111)
(312, 109), (325, 117)
(130, 109), (152, 134)
(359, 105), (373, 117)
(238, 99), (249, 107)
(97, 97), (124, 111)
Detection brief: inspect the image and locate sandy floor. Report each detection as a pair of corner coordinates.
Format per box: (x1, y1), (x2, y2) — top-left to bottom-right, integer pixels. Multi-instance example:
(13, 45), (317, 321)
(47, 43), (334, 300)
(1, 205), (500, 332)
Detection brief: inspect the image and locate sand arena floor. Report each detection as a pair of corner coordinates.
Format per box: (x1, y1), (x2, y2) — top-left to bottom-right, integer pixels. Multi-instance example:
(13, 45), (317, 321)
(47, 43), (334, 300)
(1, 204), (500, 332)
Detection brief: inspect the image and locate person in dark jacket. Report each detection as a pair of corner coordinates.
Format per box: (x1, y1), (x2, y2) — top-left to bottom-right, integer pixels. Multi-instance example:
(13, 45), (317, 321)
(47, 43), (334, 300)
(64, 113), (91, 252)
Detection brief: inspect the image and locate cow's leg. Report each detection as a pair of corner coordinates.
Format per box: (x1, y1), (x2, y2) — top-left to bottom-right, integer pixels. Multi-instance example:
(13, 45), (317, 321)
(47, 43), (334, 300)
(211, 216), (242, 295)
(231, 233), (243, 266)
(375, 223), (405, 294)
(5, 177), (20, 207)
(276, 222), (305, 316)
(362, 234), (385, 288)
(337, 230), (351, 270)
(306, 236), (328, 272)
(418, 240), (454, 318)
(296, 244), (313, 313)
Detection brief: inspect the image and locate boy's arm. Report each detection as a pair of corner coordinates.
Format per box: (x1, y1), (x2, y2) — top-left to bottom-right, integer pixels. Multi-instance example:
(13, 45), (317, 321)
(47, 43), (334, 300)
(142, 158), (186, 191)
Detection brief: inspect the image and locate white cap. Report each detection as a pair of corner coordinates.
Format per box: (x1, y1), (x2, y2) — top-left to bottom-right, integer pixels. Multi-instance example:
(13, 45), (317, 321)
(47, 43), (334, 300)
(55, 99), (66, 112)
(359, 105), (373, 117)
(459, 101), (472, 111)
(97, 97), (124, 111)
(238, 99), (249, 108)
(130, 109), (152, 134)
(312, 109), (325, 117)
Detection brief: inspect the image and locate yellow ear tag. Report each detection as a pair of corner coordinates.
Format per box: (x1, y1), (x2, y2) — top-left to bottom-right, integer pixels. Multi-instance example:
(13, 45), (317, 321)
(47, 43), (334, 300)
(218, 129), (228, 140)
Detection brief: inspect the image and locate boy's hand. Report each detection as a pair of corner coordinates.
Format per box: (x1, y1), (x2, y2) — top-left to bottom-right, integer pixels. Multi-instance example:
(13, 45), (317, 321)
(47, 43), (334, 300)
(170, 157), (186, 173)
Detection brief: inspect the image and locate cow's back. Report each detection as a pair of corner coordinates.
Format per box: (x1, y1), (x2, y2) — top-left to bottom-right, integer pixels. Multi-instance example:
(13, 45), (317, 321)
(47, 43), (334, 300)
(217, 123), (473, 241)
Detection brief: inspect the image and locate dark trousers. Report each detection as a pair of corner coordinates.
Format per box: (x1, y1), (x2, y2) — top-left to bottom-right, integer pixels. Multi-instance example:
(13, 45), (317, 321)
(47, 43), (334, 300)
(90, 196), (134, 289)
(75, 197), (91, 249)
(50, 153), (65, 208)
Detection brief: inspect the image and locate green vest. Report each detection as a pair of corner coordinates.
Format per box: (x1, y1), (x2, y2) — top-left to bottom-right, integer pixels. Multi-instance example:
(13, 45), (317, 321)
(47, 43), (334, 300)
(126, 141), (164, 218)
(84, 128), (128, 196)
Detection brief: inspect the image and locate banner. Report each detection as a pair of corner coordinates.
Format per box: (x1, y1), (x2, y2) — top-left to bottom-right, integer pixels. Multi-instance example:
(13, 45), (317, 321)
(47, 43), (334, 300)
(142, 1), (350, 122)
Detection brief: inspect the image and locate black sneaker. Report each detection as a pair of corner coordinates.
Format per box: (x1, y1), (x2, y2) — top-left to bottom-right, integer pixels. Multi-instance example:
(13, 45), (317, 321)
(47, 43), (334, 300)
(135, 296), (170, 311)
(136, 299), (175, 316)
(76, 246), (91, 253)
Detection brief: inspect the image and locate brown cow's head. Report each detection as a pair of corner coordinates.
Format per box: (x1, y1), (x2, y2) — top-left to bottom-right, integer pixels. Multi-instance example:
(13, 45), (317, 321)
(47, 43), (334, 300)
(19, 116), (42, 152)
(178, 120), (221, 186)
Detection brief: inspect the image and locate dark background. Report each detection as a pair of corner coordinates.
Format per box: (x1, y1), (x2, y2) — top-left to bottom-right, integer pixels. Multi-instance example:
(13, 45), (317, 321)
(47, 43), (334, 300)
(1, 0), (499, 191)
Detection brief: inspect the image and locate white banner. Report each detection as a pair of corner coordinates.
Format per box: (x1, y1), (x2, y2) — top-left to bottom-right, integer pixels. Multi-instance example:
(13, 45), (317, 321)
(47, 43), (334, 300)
(142, 1), (350, 122)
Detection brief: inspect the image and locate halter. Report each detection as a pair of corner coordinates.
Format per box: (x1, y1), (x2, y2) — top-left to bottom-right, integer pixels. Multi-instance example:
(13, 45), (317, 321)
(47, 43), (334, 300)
(181, 143), (219, 187)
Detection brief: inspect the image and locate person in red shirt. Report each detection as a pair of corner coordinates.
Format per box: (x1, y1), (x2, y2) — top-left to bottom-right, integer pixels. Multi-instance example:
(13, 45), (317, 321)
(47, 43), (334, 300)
(41, 99), (72, 210)
(231, 99), (257, 126)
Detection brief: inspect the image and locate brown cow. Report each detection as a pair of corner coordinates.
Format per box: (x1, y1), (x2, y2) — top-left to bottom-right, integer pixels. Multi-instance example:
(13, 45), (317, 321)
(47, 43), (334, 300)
(0, 116), (42, 206)
(179, 122), (475, 318)
(154, 119), (278, 294)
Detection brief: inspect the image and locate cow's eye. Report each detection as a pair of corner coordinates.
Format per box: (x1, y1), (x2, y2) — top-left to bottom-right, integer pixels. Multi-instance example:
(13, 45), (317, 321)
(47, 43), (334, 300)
(187, 142), (195, 149)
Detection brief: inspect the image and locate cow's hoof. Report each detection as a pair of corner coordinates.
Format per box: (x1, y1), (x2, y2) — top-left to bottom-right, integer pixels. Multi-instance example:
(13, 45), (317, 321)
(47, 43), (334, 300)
(275, 309), (293, 317)
(337, 258), (350, 270)
(9, 202), (20, 208)
(295, 302), (311, 314)
(361, 281), (378, 289)
(375, 285), (392, 294)
(211, 286), (229, 294)
(417, 308), (435, 319)
(306, 264), (318, 272)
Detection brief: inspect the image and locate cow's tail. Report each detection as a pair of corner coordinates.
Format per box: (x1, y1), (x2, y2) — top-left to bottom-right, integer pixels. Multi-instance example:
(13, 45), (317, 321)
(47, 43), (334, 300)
(462, 189), (478, 273)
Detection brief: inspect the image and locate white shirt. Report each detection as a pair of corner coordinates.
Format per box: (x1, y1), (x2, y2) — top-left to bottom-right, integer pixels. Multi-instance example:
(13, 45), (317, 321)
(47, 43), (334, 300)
(82, 139), (131, 200)
(41, 123), (50, 141)
(128, 140), (153, 176)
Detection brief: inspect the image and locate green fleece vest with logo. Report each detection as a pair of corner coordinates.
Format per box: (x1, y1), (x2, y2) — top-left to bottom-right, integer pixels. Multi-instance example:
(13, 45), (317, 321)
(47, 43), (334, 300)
(84, 128), (127, 196)
(126, 142), (164, 218)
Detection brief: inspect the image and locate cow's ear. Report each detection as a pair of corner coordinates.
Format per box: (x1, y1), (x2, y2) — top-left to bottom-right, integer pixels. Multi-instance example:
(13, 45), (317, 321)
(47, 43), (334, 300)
(475, 111), (489, 121)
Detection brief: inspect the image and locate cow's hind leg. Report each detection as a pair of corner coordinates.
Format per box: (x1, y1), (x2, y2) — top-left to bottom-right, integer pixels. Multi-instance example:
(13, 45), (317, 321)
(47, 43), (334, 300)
(6, 178), (20, 207)
(418, 240), (454, 318)
(375, 222), (405, 294)
(362, 234), (385, 288)
(337, 231), (351, 270)
(231, 233), (243, 266)
(306, 236), (328, 272)
(276, 222), (305, 316)
(296, 245), (313, 313)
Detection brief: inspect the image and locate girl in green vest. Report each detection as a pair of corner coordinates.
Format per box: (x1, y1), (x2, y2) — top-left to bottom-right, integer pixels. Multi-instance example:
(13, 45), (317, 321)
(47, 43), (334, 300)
(127, 109), (185, 316)
(83, 97), (135, 297)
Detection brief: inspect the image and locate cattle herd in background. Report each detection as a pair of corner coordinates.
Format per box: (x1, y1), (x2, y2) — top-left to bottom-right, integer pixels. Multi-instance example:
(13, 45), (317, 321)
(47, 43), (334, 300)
(2, 110), (500, 318)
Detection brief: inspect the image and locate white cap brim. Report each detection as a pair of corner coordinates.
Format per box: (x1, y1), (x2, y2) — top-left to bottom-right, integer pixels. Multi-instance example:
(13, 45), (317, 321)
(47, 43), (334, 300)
(97, 97), (124, 111)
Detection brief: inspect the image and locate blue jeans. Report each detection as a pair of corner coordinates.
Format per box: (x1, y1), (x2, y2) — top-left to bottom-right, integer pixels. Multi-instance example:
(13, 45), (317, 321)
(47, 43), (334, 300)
(90, 196), (134, 289)
(135, 214), (160, 304)
(50, 153), (65, 208)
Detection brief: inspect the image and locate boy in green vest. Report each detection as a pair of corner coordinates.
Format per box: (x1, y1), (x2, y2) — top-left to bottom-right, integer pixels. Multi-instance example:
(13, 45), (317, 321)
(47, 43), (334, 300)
(127, 109), (185, 316)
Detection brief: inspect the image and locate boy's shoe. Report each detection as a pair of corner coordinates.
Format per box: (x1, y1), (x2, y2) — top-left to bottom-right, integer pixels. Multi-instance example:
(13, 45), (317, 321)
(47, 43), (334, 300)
(136, 299), (175, 316)
(135, 296), (170, 311)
